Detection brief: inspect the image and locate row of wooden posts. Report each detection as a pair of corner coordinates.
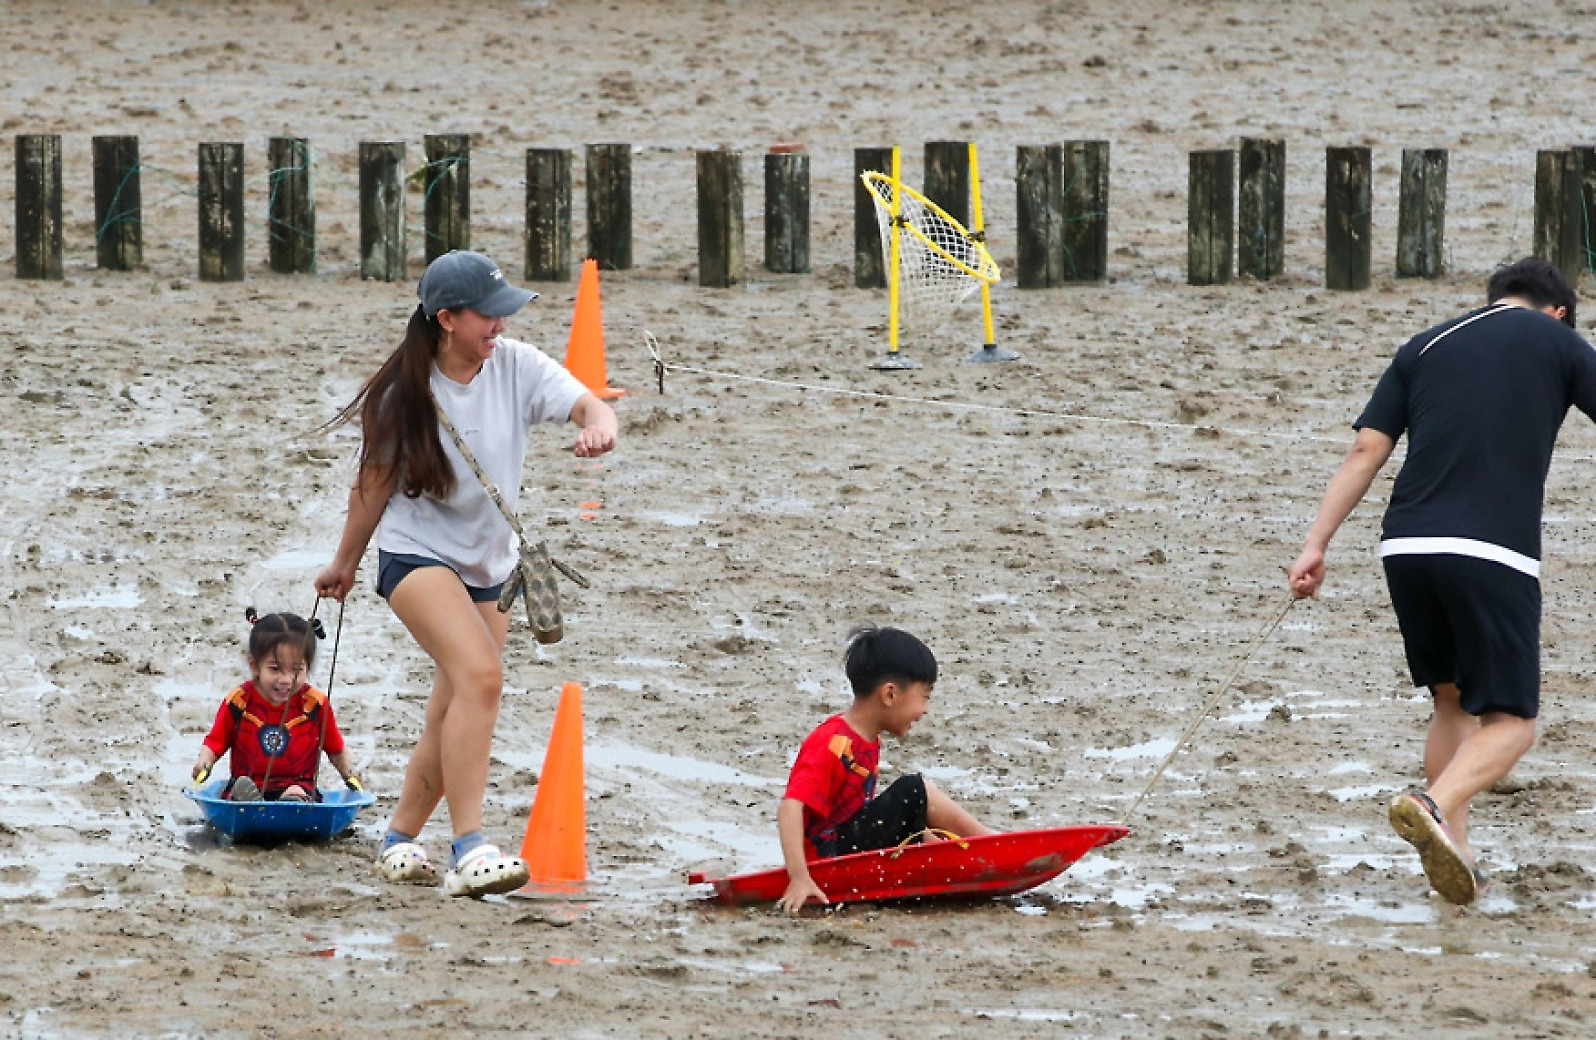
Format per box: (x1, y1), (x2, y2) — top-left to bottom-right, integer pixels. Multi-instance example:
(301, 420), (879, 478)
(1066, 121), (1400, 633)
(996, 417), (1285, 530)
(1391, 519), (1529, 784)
(10, 133), (1595, 291)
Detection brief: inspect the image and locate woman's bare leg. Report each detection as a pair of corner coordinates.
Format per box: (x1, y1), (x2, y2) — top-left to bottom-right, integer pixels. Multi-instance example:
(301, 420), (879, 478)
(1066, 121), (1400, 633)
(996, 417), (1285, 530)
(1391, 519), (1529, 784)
(387, 568), (511, 839)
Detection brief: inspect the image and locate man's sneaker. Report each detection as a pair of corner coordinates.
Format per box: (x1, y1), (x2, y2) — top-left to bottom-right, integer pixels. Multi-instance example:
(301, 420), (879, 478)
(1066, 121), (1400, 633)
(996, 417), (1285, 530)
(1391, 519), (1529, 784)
(373, 841), (439, 885)
(443, 844), (529, 899)
(230, 777), (262, 802)
(1388, 790), (1478, 905)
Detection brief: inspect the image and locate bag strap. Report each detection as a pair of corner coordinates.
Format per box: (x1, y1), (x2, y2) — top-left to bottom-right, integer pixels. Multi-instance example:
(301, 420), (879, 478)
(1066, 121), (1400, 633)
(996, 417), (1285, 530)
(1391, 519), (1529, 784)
(432, 395), (529, 540)
(431, 395), (591, 588)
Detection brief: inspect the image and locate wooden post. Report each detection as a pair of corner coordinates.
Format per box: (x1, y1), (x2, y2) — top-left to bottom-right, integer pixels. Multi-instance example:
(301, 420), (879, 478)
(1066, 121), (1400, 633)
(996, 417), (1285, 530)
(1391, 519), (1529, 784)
(198, 141), (245, 283)
(1187, 149), (1234, 286)
(854, 146), (893, 289)
(1535, 149), (1585, 286)
(924, 140), (971, 229)
(15, 134), (63, 280)
(696, 148), (744, 288)
(1238, 137), (1285, 280)
(1578, 146), (1596, 286)
(359, 141), (406, 282)
(1533, 149), (1563, 270)
(1015, 144), (1063, 289)
(585, 143), (632, 271)
(424, 133), (470, 263)
(1325, 146), (1372, 291)
(1396, 148), (1448, 279)
(93, 135), (142, 271)
(763, 149), (810, 274)
(525, 147), (572, 282)
(267, 136), (315, 274)
(1061, 139), (1110, 283)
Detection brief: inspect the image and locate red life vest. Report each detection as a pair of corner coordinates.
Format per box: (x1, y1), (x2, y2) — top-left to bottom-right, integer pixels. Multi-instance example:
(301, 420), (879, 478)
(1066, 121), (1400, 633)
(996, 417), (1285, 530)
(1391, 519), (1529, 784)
(222, 683), (330, 794)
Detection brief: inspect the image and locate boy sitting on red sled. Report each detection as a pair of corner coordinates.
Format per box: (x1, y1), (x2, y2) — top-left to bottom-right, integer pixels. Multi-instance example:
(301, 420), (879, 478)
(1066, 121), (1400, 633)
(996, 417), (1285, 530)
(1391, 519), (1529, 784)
(778, 625), (993, 913)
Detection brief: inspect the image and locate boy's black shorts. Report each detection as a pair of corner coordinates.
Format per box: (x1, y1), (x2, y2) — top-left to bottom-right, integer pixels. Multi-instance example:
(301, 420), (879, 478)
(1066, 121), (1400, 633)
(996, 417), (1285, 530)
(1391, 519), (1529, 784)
(833, 774), (929, 855)
(1383, 552), (1541, 719)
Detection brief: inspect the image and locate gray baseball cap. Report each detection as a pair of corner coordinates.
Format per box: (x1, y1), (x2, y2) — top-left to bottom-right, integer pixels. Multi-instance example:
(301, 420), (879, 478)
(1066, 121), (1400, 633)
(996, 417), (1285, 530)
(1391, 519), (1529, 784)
(417, 250), (537, 319)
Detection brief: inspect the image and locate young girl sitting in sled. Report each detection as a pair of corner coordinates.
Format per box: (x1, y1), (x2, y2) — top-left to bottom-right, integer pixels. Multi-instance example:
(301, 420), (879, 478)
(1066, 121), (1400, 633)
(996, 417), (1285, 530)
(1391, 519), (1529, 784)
(192, 609), (360, 802)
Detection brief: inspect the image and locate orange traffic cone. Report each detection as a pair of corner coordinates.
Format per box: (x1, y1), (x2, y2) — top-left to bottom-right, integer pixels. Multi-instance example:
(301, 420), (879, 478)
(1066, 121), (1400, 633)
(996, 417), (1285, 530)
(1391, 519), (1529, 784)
(519, 681), (587, 892)
(564, 259), (624, 399)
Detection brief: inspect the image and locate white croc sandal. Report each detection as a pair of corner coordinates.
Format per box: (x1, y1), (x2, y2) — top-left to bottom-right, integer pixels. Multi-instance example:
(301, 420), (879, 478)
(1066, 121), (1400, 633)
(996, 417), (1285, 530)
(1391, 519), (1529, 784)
(444, 844), (529, 899)
(374, 841), (439, 885)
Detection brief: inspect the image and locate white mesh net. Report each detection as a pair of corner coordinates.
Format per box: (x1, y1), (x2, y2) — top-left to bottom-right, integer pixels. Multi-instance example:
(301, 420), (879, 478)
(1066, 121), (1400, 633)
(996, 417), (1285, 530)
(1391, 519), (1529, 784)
(862, 172), (1000, 339)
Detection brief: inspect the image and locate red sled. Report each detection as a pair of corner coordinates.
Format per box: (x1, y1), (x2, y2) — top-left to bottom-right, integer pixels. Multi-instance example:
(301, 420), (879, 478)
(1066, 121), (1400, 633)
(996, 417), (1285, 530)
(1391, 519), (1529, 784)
(687, 824), (1129, 907)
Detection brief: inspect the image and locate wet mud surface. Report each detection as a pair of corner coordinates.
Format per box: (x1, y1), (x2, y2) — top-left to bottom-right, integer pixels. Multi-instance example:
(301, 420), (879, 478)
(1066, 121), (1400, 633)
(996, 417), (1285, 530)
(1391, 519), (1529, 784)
(3, 2), (1596, 1037)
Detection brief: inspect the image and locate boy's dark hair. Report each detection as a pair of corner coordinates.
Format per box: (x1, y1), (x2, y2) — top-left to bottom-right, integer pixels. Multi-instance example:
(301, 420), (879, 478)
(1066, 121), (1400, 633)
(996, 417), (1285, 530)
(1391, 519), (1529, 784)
(844, 625), (937, 697)
(246, 609), (318, 671)
(1487, 257), (1577, 327)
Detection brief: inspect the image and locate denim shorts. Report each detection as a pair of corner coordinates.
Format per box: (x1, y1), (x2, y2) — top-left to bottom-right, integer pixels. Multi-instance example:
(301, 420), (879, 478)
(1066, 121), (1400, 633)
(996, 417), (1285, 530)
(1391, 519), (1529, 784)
(376, 550), (506, 604)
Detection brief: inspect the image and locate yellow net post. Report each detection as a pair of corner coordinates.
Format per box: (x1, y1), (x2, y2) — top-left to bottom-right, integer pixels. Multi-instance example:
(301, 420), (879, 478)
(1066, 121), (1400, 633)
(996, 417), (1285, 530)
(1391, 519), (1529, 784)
(875, 147), (920, 370)
(966, 142), (1019, 363)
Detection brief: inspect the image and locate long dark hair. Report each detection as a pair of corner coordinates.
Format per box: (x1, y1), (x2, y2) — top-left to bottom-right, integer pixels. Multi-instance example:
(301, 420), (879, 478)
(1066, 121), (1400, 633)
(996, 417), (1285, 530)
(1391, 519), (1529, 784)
(324, 304), (455, 499)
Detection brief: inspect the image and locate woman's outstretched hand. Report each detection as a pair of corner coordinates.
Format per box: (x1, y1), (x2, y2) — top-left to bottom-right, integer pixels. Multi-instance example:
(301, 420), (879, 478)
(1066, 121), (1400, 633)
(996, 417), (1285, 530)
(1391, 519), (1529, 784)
(573, 425), (616, 458)
(569, 393), (618, 458)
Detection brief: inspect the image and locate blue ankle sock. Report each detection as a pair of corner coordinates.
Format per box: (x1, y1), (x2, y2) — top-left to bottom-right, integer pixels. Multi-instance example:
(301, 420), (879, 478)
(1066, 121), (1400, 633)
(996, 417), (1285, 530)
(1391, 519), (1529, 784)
(380, 829), (416, 854)
(450, 831), (486, 868)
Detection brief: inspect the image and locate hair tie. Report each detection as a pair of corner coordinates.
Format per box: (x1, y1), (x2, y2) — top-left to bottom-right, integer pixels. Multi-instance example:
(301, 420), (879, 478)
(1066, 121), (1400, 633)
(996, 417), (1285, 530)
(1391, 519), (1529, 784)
(245, 607), (259, 625)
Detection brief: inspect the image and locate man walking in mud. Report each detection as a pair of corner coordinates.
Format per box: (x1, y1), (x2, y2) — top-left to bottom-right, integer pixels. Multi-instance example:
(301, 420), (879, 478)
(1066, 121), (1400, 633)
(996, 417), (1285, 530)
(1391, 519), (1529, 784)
(1287, 257), (1596, 905)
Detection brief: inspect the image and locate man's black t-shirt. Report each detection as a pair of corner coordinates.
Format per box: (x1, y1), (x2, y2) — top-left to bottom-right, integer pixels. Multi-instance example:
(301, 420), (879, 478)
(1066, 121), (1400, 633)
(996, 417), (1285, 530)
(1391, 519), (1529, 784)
(1356, 303), (1596, 566)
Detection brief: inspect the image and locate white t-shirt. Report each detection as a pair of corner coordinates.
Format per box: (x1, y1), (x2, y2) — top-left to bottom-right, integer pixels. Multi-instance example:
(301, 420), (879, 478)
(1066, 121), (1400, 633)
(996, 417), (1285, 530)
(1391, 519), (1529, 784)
(376, 337), (588, 588)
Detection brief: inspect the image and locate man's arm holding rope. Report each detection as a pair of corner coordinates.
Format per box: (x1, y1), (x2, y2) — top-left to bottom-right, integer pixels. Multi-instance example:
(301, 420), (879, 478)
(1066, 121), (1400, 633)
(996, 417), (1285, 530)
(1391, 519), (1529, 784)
(1289, 426), (1397, 600)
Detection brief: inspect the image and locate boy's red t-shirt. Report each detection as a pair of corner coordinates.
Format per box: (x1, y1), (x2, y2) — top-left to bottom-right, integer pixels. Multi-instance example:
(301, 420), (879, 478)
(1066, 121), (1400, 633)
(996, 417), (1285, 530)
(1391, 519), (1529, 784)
(783, 714), (879, 859)
(202, 681), (345, 795)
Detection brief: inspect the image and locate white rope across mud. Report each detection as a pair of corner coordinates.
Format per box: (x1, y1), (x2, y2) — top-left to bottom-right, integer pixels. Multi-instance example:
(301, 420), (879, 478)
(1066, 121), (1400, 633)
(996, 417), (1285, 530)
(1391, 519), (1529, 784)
(641, 331), (1596, 468)
(641, 330), (1351, 446)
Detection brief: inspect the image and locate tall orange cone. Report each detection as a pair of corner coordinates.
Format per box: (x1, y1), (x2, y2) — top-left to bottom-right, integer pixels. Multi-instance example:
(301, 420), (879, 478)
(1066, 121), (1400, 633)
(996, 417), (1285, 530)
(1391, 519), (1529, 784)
(564, 258), (625, 399)
(519, 681), (587, 892)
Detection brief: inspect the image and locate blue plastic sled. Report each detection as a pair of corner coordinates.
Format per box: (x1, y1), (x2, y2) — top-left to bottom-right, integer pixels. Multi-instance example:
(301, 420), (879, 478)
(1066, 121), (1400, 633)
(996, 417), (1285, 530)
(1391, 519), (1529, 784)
(186, 778), (375, 843)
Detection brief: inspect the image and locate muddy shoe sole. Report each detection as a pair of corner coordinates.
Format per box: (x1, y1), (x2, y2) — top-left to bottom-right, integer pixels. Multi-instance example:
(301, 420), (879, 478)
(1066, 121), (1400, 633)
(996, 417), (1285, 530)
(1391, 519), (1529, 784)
(444, 845), (530, 899)
(1389, 791), (1477, 906)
